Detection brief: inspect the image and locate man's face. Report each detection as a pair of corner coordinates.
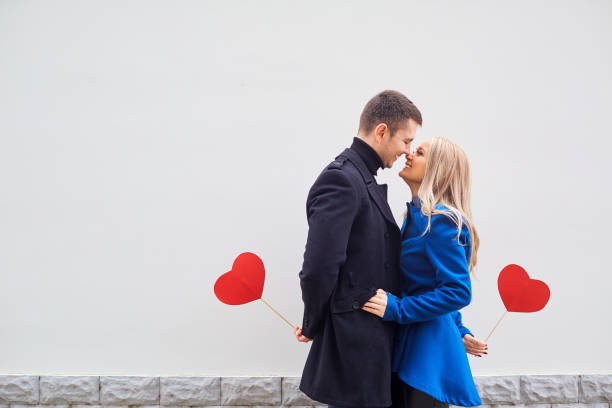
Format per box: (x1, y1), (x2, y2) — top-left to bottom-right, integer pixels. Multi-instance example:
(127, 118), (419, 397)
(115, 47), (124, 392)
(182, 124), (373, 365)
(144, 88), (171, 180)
(378, 118), (419, 168)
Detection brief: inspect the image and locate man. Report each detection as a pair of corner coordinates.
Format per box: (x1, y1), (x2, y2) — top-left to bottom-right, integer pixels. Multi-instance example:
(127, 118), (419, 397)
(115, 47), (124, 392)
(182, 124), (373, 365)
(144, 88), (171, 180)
(294, 90), (422, 407)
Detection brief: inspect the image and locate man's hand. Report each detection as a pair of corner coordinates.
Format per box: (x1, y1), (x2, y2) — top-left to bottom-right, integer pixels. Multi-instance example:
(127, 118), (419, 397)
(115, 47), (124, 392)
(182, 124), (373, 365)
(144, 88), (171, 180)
(463, 334), (488, 357)
(361, 289), (388, 318)
(294, 325), (312, 343)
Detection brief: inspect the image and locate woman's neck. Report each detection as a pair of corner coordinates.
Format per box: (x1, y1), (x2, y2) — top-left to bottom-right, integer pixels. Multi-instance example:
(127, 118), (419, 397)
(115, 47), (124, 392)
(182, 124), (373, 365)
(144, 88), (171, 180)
(408, 182), (420, 199)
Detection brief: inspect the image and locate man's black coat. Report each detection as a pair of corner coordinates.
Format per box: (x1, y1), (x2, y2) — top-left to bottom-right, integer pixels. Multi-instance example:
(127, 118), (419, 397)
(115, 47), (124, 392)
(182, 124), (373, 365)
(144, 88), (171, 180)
(298, 145), (402, 407)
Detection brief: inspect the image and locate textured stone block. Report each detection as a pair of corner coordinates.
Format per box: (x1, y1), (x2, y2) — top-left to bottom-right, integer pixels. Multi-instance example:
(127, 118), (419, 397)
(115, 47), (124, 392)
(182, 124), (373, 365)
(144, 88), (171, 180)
(281, 406), (315, 408)
(281, 377), (320, 406)
(220, 377), (281, 406)
(0, 375), (39, 404)
(72, 405), (128, 408)
(450, 405), (491, 408)
(474, 376), (520, 404)
(449, 405), (491, 408)
(10, 405), (69, 408)
(521, 375), (579, 404)
(160, 377), (220, 406)
(580, 375), (612, 403)
(224, 406), (314, 408)
(551, 404), (610, 408)
(101, 376), (160, 405)
(155, 406), (190, 408)
(40, 376), (99, 404)
(491, 405), (551, 408)
(211, 406), (292, 408)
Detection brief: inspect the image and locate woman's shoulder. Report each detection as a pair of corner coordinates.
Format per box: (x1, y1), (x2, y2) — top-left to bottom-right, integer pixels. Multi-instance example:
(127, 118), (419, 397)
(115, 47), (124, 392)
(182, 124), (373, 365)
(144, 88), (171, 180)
(429, 205), (470, 241)
(409, 204), (454, 223)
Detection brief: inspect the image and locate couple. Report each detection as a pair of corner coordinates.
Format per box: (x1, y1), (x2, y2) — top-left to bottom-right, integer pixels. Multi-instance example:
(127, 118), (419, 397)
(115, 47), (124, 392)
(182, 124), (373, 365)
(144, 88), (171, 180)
(293, 90), (487, 408)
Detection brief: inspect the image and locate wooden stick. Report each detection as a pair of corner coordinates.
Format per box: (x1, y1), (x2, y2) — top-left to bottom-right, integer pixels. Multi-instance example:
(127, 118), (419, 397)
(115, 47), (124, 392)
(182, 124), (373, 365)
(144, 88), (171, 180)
(485, 310), (508, 343)
(260, 298), (294, 328)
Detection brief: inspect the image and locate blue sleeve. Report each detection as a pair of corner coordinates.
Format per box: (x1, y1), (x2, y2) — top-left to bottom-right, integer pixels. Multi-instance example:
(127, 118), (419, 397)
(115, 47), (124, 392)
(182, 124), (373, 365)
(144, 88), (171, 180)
(383, 213), (472, 324)
(451, 310), (474, 338)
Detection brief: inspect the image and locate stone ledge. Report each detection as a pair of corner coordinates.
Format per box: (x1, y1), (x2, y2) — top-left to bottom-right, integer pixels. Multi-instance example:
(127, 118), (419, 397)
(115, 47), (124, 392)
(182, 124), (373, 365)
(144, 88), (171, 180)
(160, 377), (220, 406)
(521, 375), (579, 404)
(281, 378), (317, 406)
(580, 375), (612, 403)
(40, 376), (99, 405)
(551, 404), (611, 408)
(220, 377), (281, 406)
(475, 375), (520, 404)
(0, 375), (609, 406)
(100, 377), (159, 406)
(0, 376), (39, 404)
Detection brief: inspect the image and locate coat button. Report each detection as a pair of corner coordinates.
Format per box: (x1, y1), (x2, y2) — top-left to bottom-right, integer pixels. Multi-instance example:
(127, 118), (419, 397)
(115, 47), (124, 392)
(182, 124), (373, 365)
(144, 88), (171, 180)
(384, 261), (391, 269)
(352, 301), (360, 310)
(384, 231), (390, 239)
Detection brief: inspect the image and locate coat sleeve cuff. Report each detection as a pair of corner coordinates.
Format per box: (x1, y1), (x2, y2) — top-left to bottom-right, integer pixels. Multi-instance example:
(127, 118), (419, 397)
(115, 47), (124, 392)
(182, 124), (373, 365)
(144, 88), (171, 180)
(300, 315), (317, 340)
(382, 291), (399, 322)
(300, 326), (316, 340)
(459, 326), (473, 338)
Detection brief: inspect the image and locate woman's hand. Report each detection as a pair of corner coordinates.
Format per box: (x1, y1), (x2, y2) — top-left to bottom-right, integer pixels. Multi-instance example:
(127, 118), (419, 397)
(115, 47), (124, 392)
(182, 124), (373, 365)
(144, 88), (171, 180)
(361, 289), (388, 318)
(463, 334), (488, 357)
(294, 325), (312, 343)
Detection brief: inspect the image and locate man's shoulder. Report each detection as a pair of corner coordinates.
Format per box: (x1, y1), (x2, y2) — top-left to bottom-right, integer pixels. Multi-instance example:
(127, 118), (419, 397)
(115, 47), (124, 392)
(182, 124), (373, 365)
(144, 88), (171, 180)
(316, 154), (362, 185)
(307, 154), (364, 198)
(326, 154), (349, 170)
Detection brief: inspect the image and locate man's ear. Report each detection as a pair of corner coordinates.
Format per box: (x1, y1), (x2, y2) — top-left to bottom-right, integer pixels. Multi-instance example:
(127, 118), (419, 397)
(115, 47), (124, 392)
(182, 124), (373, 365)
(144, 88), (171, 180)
(374, 123), (387, 144)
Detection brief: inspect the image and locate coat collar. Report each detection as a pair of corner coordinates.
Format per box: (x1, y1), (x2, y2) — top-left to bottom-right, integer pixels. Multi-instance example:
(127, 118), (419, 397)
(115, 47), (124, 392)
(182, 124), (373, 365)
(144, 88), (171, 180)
(350, 137), (383, 175)
(340, 148), (398, 228)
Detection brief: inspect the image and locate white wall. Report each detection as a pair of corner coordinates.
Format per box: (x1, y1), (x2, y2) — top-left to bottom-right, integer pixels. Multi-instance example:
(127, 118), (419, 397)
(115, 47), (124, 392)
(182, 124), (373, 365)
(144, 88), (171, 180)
(1, 0), (611, 376)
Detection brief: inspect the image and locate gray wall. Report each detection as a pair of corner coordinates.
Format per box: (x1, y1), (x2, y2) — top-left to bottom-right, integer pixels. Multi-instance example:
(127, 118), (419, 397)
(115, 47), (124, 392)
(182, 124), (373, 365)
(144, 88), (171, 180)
(0, 0), (611, 375)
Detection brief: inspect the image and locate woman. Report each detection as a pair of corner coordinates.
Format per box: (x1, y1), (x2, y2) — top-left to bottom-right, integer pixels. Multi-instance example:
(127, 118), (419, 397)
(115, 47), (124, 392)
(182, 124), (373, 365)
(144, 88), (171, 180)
(362, 137), (487, 408)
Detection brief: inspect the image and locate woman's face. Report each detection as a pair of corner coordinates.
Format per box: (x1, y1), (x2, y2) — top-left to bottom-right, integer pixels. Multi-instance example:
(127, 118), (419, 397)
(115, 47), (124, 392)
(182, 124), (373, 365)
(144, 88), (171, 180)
(399, 139), (430, 185)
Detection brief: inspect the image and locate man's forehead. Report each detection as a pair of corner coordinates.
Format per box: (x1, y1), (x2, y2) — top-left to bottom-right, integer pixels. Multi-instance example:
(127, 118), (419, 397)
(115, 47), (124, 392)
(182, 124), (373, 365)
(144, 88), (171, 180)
(400, 120), (418, 135)
(400, 131), (415, 141)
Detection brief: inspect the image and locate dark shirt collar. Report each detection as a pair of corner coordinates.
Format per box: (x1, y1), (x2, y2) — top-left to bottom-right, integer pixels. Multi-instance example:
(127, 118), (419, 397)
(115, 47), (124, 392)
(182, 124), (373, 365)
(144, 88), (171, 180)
(350, 137), (383, 176)
(410, 195), (422, 207)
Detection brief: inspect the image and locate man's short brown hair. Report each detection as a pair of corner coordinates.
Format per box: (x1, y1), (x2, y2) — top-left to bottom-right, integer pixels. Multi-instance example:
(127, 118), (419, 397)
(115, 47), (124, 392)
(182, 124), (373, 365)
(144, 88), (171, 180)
(358, 90), (422, 136)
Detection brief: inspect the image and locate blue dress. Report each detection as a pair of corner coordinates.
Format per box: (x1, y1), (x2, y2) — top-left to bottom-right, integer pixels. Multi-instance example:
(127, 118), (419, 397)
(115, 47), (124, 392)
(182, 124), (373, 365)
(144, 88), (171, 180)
(382, 200), (482, 407)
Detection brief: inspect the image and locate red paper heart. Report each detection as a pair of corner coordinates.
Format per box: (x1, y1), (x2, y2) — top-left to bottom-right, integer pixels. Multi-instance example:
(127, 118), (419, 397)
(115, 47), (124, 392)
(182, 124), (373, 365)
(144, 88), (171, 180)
(498, 264), (550, 313)
(214, 252), (265, 305)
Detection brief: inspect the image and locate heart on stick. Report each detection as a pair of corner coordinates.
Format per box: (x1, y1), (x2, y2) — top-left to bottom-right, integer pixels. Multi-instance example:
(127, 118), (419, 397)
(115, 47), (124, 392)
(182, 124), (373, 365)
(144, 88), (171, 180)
(213, 252), (294, 328)
(498, 264), (550, 313)
(486, 263), (551, 342)
(214, 252), (265, 305)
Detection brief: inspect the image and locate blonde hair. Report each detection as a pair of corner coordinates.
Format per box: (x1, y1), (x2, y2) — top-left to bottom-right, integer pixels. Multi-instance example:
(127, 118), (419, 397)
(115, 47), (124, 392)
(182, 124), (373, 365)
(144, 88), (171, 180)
(418, 137), (479, 274)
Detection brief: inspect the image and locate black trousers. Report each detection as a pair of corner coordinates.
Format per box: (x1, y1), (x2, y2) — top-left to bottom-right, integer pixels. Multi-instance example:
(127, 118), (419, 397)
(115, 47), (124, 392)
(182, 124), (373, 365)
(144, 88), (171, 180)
(390, 373), (449, 408)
